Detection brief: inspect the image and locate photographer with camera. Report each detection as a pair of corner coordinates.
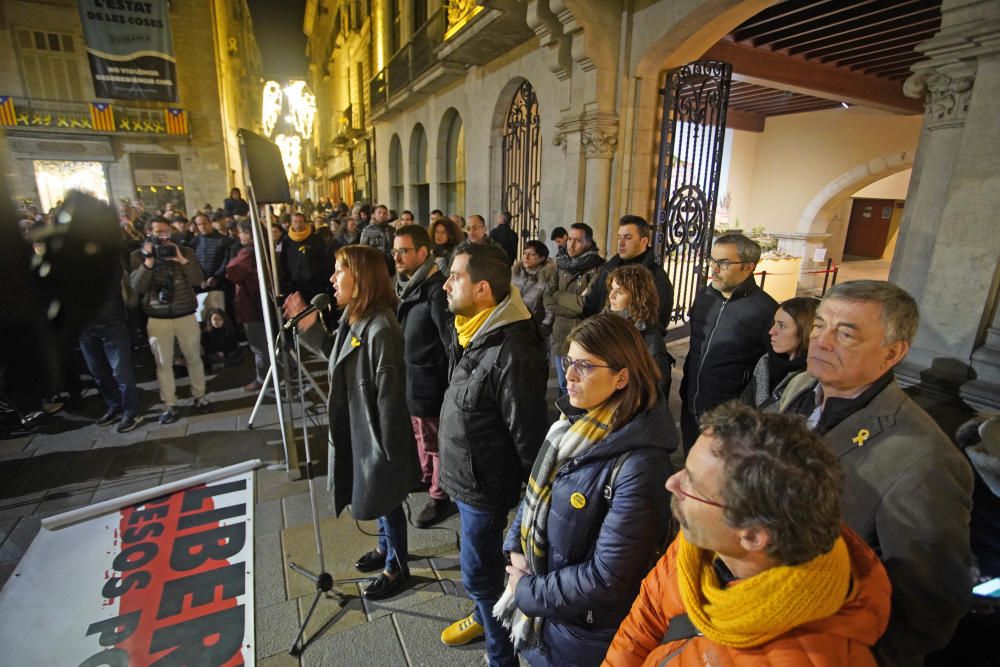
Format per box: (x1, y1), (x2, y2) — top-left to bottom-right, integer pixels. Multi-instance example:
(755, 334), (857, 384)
(129, 216), (212, 424)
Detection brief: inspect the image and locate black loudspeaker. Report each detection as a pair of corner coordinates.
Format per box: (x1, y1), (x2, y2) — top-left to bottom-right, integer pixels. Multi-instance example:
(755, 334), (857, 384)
(238, 129), (291, 204)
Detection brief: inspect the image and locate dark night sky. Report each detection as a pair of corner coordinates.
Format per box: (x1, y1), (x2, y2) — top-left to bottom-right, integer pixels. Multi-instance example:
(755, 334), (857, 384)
(247, 0), (308, 79)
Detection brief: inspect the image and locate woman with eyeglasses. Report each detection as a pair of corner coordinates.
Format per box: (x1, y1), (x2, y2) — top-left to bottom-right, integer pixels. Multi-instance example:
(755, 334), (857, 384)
(605, 264), (674, 399)
(283, 245), (419, 601)
(495, 313), (678, 666)
(741, 296), (819, 411)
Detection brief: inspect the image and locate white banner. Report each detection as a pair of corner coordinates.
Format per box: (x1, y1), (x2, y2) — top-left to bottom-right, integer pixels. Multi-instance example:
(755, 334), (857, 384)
(0, 463), (257, 666)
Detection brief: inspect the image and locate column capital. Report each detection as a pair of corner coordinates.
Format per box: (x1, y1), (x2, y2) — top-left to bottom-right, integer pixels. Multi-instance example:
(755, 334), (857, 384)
(904, 68), (976, 130)
(580, 126), (618, 158)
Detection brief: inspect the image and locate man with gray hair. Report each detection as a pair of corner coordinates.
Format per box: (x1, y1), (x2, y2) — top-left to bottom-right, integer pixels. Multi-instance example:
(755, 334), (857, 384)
(779, 279), (973, 667)
(680, 233), (777, 450)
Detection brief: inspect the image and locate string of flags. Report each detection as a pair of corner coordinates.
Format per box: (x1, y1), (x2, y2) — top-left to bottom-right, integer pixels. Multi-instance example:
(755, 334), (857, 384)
(0, 96), (188, 136)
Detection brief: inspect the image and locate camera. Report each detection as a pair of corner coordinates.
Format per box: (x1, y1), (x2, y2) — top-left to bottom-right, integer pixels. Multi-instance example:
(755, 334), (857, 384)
(147, 235), (178, 259)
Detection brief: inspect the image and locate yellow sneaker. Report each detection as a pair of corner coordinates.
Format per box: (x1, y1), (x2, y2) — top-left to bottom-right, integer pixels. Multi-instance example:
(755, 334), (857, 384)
(440, 613), (484, 645)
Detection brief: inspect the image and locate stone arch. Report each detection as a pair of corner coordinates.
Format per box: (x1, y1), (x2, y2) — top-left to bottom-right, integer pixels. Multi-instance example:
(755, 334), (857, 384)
(408, 123), (429, 223)
(489, 77), (542, 248)
(797, 150), (916, 255)
(437, 108), (465, 217)
(388, 133), (403, 213)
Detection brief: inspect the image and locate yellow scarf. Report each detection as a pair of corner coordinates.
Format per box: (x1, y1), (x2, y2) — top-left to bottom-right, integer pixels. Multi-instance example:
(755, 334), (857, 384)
(455, 305), (497, 348)
(676, 531), (851, 648)
(288, 225), (312, 242)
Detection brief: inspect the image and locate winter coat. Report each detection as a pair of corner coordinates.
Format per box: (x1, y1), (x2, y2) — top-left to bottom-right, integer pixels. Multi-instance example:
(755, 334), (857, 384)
(639, 324), (673, 400)
(584, 249), (674, 329)
(224, 244), (263, 324)
(543, 250), (605, 356)
(681, 276), (777, 417)
(224, 196), (250, 217)
(740, 351), (806, 411)
(438, 289), (550, 511)
(359, 222), (395, 268)
(300, 307), (419, 520)
(129, 246), (203, 319)
(279, 232), (331, 301)
(490, 223), (519, 263)
(779, 373), (974, 667)
(202, 327), (239, 357)
(504, 398), (678, 666)
(512, 258), (556, 331)
(396, 269), (452, 418)
(603, 527), (891, 667)
(191, 231), (234, 285)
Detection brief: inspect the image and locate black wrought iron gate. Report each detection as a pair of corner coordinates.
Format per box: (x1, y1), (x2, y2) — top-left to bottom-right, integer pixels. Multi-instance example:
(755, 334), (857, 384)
(653, 61), (732, 325)
(501, 80), (541, 253)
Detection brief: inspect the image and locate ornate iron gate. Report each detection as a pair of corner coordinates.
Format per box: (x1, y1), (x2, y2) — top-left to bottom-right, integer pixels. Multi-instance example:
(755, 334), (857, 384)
(501, 80), (541, 253)
(653, 61), (732, 326)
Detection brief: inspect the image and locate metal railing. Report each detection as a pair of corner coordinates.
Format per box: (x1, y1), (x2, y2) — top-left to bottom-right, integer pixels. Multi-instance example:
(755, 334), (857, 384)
(370, 8), (447, 112)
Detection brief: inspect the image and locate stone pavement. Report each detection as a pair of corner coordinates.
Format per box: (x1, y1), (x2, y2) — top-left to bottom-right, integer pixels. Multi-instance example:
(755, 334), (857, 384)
(0, 339), (690, 666)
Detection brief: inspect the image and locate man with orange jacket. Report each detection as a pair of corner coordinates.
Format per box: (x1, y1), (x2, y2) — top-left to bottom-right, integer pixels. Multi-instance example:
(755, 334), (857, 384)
(604, 402), (891, 666)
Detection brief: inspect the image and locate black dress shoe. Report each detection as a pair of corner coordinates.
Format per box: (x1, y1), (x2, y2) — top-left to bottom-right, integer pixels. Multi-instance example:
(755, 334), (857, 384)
(362, 573), (409, 601)
(354, 549), (386, 573)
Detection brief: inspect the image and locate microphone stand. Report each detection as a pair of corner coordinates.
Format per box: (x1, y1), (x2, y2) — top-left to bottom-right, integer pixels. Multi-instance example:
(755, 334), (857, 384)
(286, 319), (372, 657)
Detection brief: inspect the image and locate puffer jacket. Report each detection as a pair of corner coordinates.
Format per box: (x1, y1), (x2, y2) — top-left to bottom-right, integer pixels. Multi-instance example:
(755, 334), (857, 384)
(603, 527), (891, 667)
(396, 267), (451, 418)
(191, 231), (233, 284)
(438, 288), (549, 511)
(504, 397), (678, 667)
(512, 258), (556, 330)
(681, 275), (777, 416)
(129, 246), (203, 319)
(543, 250), (604, 356)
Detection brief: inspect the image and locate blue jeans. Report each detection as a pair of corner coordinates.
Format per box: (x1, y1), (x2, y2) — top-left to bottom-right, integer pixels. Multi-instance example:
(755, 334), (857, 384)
(79, 321), (140, 418)
(456, 500), (517, 667)
(376, 506), (408, 576)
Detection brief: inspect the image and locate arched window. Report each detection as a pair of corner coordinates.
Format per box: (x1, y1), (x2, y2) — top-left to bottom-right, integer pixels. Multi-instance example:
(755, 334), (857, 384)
(408, 124), (429, 224)
(439, 109), (465, 217)
(388, 133), (403, 213)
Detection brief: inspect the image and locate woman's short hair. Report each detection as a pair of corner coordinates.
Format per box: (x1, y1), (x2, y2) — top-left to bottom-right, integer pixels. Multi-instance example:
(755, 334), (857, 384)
(606, 264), (660, 327)
(566, 313), (659, 431)
(431, 217), (462, 246)
(335, 245), (398, 324)
(778, 296), (820, 358)
(524, 240), (549, 258)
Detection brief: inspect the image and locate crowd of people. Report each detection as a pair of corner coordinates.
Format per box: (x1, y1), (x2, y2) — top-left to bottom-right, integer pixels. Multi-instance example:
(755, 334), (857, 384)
(7, 193), (997, 666)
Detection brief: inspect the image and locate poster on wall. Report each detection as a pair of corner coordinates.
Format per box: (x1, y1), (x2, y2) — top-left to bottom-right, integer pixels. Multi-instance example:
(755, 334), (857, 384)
(78, 0), (177, 101)
(0, 462), (257, 665)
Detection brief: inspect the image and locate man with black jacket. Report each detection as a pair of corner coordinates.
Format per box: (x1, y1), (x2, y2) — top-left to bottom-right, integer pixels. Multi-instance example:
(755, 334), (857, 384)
(583, 215), (674, 329)
(392, 225), (453, 528)
(680, 233), (777, 450)
(130, 217), (213, 424)
(279, 212), (330, 301)
(191, 213), (234, 315)
(489, 210), (519, 264)
(437, 244), (548, 665)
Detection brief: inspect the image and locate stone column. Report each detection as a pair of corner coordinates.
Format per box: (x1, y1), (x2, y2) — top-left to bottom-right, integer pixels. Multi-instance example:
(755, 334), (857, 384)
(580, 123), (618, 253)
(892, 0), (1000, 410)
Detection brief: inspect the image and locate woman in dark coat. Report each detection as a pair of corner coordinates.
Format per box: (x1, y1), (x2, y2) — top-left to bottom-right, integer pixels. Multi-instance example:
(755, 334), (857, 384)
(430, 217), (462, 273)
(741, 296), (819, 410)
(497, 314), (677, 666)
(285, 245), (418, 601)
(604, 264), (674, 399)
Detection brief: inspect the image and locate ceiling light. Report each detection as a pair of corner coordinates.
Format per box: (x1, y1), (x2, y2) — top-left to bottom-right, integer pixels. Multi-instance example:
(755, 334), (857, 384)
(841, 102), (849, 109)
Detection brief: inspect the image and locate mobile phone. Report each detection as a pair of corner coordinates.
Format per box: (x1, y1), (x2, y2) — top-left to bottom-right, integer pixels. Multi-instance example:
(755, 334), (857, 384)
(972, 577), (1000, 599)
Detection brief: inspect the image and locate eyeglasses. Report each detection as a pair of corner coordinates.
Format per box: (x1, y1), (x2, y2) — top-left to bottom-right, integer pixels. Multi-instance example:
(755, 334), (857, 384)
(674, 469), (726, 508)
(390, 248), (415, 258)
(561, 356), (615, 378)
(707, 257), (747, 271)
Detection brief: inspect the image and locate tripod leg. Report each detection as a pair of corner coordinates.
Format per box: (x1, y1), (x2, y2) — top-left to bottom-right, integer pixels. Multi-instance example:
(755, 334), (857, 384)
(247, 364), (273, 429)
(289, 587), (324, 657)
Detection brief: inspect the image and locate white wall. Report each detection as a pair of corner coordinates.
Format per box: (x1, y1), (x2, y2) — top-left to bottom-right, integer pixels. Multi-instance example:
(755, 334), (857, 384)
(852, 168), (912, 199)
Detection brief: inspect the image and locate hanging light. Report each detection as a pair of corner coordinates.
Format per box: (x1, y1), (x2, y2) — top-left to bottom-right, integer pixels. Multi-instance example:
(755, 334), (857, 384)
(274, 133), (302, 179)
(262, 80), (283, 138)
(284, 80), (316, 139)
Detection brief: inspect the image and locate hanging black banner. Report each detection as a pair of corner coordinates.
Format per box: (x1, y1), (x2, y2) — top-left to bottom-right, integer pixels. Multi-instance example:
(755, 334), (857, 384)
(78, 0), (177, 102)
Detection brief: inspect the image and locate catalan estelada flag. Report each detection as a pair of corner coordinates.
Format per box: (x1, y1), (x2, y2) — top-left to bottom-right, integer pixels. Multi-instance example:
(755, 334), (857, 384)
(89, 102), (115, 131)
(0, 96), (16, 126)
(165, 108), (188, 135)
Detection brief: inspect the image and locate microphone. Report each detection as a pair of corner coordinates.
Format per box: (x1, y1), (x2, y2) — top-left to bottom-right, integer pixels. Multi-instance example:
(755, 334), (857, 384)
(283, 293), (330, 330)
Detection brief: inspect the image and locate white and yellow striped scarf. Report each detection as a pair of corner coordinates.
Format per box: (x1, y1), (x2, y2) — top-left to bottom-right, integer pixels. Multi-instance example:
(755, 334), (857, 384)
(493, 402), (617, 649)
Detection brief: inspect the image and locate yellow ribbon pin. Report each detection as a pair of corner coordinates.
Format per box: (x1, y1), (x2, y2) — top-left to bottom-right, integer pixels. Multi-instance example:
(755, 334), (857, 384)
(570, 492), (587, 509)
(852, 428), (870, 447)
(351, 336), (362, 348)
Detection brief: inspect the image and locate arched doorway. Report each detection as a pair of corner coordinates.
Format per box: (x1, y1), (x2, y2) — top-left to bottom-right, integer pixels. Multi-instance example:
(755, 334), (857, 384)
(388, 133), (403, 214)
(500, 80), (541, 254)
(408, 124), (429, 224)
(438, 108), (465, 217)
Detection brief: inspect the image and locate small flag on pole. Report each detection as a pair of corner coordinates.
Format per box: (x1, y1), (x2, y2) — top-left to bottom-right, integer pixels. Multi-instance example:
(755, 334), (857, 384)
(0, 96), (17, 126)
(165, 108), (188, 135)
(89, 102), (116, 131)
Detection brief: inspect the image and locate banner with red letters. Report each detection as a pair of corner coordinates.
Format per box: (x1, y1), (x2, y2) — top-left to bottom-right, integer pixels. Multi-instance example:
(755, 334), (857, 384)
(0, 463), (256, 666)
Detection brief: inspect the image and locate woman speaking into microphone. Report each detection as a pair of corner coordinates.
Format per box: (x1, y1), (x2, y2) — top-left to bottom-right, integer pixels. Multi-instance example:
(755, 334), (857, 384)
(284, 244), (418, 600)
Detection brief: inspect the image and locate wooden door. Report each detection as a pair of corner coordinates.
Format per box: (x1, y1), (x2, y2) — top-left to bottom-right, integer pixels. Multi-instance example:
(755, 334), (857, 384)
(844, 198), (895, 259)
